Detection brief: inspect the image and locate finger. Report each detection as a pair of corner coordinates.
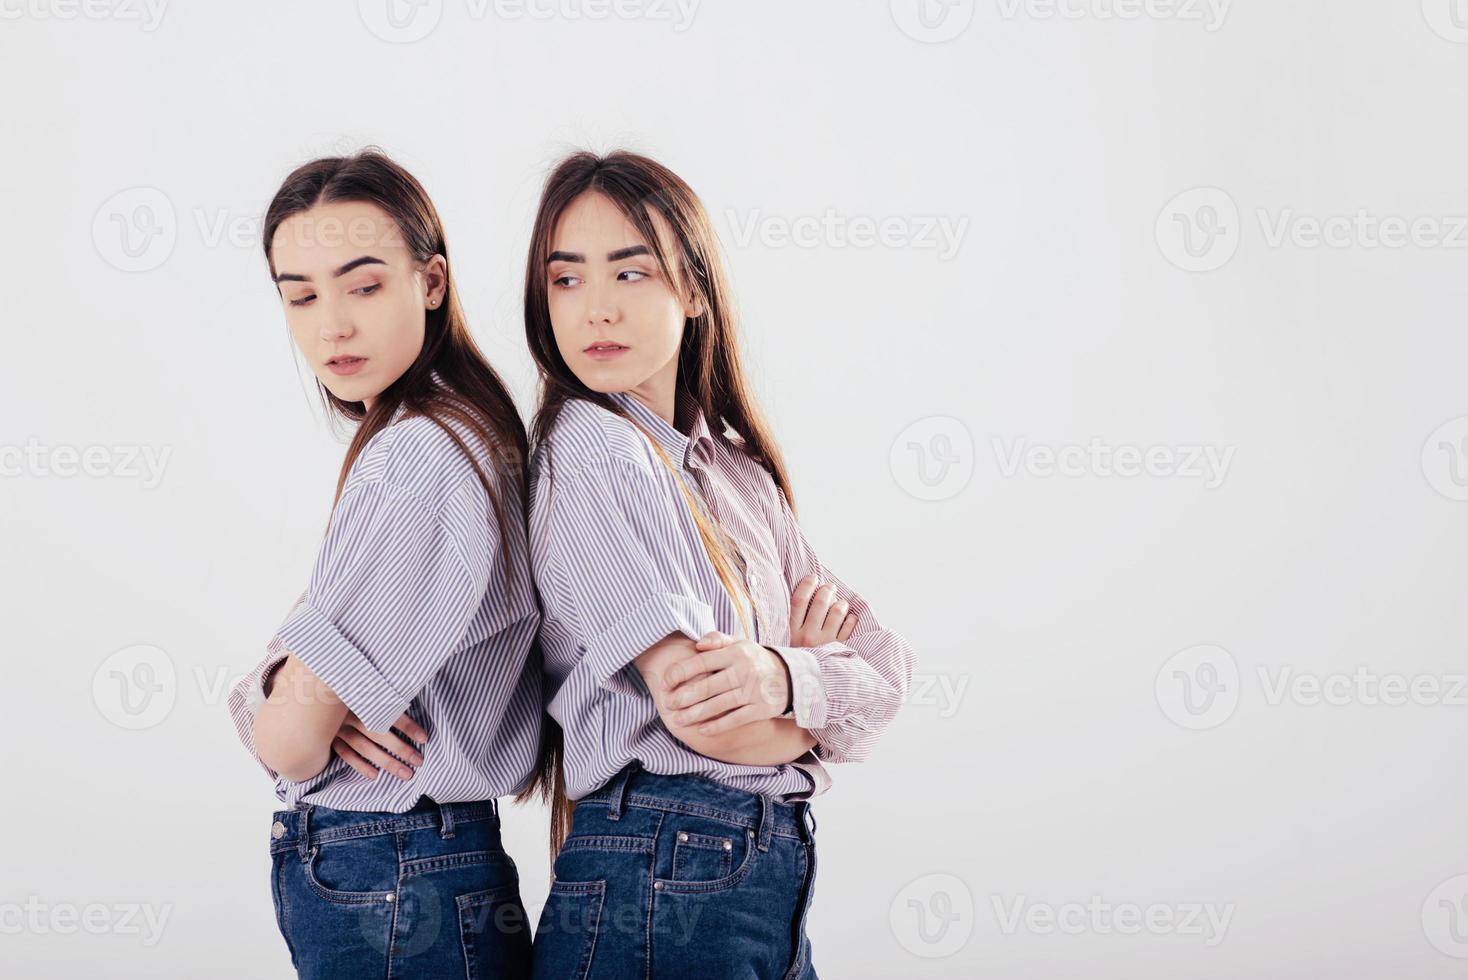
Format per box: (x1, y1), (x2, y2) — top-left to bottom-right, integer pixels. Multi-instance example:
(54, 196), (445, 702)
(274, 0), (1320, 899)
(332, 738), (380, 781)
(697, 703), (763, 736)
(669, 664), (742, 709)
(694, 631), (735, 650)
(822, 599), (850, 637)
(790, 574), (821, 624)
(392, 712), (429, 746)
(663, 649), (732, 691)
(804, 584), (838, 630)
(672, 687), (744, 727)
(361, 727), (425, 767)
(837, 611), (858, 642)
(342, 730), (415, 780)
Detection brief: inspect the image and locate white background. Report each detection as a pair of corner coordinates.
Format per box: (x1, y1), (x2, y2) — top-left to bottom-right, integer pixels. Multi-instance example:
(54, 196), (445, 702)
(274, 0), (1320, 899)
(3, 0), (1467, 977)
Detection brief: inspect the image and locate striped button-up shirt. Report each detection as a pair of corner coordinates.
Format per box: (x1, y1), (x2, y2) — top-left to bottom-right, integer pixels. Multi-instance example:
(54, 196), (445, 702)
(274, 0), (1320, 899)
(227, 398), (543, 812)
(530, 387), (915, 802)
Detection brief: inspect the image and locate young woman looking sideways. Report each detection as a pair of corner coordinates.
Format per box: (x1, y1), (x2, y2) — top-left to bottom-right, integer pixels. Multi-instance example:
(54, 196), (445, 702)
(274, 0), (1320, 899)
(225, 151), (545, 980)
(524, 151), (916, 979)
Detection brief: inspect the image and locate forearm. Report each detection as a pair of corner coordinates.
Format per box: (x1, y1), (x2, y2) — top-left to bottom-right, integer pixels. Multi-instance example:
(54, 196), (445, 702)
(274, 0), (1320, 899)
(633, 633), (816, 766)
(252, 655), (350, 782)
(667, 716), (816, 766)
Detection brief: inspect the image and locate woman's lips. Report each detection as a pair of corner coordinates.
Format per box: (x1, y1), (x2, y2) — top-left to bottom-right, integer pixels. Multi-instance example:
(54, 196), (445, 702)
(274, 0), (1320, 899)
(326, 356), (368, 376)
(585, 345), (628, 361)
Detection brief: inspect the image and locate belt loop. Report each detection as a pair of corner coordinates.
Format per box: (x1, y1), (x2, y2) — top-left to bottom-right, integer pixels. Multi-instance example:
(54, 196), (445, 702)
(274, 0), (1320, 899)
(439, 799), (456, 839)
(605, 763), (636, 822)
(296, 804), (312, 861)
(756, 795), (773, 852)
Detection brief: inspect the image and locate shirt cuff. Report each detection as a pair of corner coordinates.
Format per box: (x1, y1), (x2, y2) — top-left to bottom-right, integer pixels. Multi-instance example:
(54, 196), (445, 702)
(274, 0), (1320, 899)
(272, 602), (408, 732)
(582, 592), (716, 698)
(764, 644), (829, 730)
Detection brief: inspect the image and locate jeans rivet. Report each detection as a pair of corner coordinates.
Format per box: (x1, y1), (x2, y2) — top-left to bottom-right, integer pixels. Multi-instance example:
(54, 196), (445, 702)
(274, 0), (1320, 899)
(677, 832), (688, 842)
(724, 840), (732, 851)
(270, 821), (286, 840)
(385, 893), (395, 902)
(653, 881), (664, 891)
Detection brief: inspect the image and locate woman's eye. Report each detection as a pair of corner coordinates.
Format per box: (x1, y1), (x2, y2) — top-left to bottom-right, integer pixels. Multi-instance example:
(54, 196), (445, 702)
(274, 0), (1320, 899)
(552, 274), (581, 288)
(618, 269), (648, 282)
(288, 294), (316, 307)
(352, 283), (380, 296)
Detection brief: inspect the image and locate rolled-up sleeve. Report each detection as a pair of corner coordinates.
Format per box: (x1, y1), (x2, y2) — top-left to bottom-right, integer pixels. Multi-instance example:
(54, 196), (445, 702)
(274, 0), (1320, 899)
(764, 485), (916, 763)
(544, 456), (716, 702)
(266, 479), (489, 733)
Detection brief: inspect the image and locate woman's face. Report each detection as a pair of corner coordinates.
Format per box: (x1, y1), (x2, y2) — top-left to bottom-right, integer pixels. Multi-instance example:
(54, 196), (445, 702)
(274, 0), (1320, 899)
(270, 200), (444, 409)
(545, 192), (701, 402)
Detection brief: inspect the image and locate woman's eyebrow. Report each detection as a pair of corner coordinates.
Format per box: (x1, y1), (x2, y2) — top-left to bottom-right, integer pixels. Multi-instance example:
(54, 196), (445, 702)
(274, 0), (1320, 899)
(545, 245), (651, 266)
(273, 255), (387, 283)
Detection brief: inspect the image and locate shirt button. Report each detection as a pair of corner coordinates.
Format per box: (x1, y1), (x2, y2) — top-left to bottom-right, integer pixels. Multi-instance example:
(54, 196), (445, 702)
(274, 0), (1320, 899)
(270, 821), (286, 840)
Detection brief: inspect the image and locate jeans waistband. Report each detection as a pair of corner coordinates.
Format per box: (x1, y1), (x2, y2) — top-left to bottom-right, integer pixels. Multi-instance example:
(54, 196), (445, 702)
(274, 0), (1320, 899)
(268, 795), (499, 857)
(578, 764), (816, 848)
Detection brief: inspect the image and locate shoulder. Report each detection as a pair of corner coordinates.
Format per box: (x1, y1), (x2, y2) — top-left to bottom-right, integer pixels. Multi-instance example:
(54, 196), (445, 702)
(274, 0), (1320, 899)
(346, 411), (503, 513)
(536, 397), (661, 484)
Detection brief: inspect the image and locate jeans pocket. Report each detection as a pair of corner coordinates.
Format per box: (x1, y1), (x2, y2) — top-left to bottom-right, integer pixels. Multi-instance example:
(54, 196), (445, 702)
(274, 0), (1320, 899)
(655, 821), (757, 896)
(532, 879), (605, 980)
(301, 837), (399, 906)
(458, 883), (532, 980)
(671, 831), (734, 883)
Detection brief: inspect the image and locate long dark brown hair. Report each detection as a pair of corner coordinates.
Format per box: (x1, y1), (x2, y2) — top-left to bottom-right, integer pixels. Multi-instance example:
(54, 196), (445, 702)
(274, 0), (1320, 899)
(523, 149), (800, 854)
(262, 148), (556, 809)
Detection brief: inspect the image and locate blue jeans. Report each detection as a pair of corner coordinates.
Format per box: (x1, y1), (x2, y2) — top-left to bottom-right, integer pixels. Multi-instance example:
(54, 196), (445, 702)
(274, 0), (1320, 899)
(268, 796), (532, 979)
(532, 764), (819, 979)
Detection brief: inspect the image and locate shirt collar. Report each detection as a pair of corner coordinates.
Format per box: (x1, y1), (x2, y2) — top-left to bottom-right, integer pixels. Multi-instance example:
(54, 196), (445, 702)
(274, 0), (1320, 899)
(608, 387), (715, 468)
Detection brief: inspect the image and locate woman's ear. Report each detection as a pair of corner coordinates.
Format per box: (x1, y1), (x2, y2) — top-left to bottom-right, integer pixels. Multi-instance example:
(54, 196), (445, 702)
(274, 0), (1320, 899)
(683, 290), (705, 320)
(423, 254), (448, 310)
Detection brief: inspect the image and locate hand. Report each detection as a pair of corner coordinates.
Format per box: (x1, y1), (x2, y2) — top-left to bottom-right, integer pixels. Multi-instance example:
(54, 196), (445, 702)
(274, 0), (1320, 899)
(789, 574), (856, 647)
(660, 631), (791, 736)
(330, 711), (428, 781)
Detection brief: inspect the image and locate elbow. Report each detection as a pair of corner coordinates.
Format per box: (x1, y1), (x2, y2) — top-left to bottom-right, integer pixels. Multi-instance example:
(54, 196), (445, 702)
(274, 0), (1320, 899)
(252, 712), (328, 783)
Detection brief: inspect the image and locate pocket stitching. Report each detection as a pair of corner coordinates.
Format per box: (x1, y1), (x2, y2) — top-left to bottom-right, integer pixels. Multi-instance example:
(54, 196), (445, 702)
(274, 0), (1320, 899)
(655, 829), (758, 895)
(301, 844), (397, 905)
